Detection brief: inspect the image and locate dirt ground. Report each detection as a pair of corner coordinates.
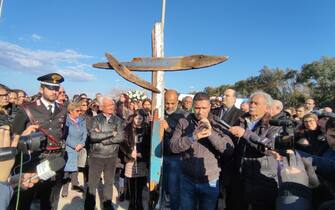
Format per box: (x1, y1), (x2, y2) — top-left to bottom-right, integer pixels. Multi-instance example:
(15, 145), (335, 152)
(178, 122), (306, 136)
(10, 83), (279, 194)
(56, 173), (150, 210)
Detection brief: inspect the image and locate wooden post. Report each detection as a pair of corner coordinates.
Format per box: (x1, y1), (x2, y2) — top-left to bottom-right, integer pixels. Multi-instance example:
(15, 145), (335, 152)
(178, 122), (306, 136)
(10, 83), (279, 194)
(149, 22), (165, 209)
(151, 22), (164, 118)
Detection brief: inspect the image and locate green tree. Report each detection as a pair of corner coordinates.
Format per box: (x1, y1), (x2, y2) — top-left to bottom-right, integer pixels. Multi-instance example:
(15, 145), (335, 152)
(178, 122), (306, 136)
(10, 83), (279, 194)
(297, 57), (335, 108)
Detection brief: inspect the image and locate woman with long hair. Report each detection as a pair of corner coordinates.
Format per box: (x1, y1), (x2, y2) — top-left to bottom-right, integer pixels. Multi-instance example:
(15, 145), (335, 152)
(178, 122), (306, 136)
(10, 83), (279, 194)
(120, 109), (150, 210)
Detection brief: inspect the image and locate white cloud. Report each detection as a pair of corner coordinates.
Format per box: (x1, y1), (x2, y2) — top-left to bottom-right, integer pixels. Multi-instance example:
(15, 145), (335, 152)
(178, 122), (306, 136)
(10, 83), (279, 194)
(31, 33), (42, 41)
(57, 67), (95, 81)
(0, 40), (95, 81)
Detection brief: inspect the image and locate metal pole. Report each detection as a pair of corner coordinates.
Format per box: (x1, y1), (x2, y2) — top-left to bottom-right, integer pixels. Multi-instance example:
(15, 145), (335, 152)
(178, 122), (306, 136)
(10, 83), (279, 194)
(161, 0), (166, 32)
(0, 0), (4, 17)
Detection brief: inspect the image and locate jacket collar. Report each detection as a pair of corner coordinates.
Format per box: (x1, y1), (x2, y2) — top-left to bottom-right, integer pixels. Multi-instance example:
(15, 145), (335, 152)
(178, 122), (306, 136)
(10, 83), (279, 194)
(240, 112), (271, 130)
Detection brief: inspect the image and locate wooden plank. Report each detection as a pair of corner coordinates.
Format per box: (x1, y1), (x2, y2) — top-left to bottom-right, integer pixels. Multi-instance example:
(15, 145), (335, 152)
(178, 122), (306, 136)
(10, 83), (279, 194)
(92, 54), (228, 71)
(105, 53), (161, 93)
(149, 22), (164, 210)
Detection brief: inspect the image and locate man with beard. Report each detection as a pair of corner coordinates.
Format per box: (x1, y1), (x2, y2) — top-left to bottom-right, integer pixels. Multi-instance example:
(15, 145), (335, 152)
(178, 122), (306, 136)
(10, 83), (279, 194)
(161, 89), (187, 210)
(142, 98), (153, 123)
(10, 73), (67, 210)
(181, 96), (193, 113)
(169, 92), (234, 210)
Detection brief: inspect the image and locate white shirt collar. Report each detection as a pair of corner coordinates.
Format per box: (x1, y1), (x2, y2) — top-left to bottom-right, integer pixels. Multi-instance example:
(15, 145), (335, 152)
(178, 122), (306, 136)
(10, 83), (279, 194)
(103, 113), (112, 122)
(40, 97), (55, 113)
(246, 117), (260, 130)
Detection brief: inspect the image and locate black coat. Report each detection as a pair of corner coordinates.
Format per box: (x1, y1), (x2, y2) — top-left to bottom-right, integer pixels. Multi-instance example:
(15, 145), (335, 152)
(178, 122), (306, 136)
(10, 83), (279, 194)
(12, 99), (67, 149)
(89, 113), (124, 158)
(211, 105), (244, 126)
(119, 124), (151, 164)
(230, 113), (282, 207)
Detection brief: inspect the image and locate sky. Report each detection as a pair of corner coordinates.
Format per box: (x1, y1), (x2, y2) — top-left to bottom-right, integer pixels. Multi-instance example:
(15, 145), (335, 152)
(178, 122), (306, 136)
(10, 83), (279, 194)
(0, 0), (334, 98)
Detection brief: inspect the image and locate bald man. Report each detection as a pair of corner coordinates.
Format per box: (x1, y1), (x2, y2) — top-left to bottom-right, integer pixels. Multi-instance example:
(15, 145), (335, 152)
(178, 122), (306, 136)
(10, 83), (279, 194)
(161, 89), (188, 210)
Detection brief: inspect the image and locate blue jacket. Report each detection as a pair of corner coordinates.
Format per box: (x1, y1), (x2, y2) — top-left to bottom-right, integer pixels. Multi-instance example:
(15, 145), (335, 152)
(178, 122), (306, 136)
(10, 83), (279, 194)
(64, 116), (87, 172)
(299, 149), (335, 183)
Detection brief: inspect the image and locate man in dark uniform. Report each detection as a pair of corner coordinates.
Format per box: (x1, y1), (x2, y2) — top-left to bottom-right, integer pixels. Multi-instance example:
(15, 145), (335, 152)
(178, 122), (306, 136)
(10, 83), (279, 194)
(10, 73), (67, 210)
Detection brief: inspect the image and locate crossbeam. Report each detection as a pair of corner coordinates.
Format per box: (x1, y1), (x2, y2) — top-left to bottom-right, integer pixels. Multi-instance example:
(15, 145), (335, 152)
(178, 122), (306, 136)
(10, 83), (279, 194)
(92, 55), (228, 71)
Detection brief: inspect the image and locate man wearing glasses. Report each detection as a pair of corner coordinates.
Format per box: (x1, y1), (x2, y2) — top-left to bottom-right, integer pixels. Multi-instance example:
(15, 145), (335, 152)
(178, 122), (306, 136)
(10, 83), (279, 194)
(0, 84), (10, 114)
(56, 86), (68, 107)
(10, 73), (67, 210)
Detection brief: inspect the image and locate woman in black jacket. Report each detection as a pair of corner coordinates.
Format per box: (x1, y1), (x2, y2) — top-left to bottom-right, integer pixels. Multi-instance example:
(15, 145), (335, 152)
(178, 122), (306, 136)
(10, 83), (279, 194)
(295, 113), (329, 156)
(120, 109), (150, 210)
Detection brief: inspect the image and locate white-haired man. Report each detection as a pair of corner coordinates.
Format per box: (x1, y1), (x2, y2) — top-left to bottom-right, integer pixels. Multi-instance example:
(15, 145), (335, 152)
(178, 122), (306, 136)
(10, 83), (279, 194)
(85, 95), (124, 210)
(228, 91), (281, 210)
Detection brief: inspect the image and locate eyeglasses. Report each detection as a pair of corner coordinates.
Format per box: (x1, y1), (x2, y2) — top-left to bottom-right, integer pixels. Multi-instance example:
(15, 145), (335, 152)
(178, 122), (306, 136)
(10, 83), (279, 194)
(304, 119), (315, 123)
(59, 91), (65, 94)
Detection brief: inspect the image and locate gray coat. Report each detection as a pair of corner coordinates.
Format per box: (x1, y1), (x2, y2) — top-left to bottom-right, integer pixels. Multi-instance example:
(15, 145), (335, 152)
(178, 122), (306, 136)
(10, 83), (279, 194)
(169, 113), (234, 183)
(89, 113), (124, 158)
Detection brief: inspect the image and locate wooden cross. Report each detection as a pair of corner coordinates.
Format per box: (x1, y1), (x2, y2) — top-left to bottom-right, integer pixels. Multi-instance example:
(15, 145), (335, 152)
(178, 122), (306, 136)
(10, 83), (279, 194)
(92, 4), (228, 210)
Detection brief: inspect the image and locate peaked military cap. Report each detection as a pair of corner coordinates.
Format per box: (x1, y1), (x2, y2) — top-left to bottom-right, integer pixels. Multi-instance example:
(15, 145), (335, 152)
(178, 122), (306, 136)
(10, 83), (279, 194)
(38, 73), (64, 90)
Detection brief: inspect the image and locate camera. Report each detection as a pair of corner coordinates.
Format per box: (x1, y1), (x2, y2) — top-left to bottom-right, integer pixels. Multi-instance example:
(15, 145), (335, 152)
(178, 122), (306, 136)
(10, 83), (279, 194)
(17, 132), (47, 154)
(269, 119), (296, 153)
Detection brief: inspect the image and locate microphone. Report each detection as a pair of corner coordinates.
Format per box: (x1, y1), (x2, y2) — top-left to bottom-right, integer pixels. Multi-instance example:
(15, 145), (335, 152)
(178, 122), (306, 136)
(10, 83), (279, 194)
(33, 157), (65, 180)
(11, 157), (65, 187)
(0, 147), (17, 161)
(249, 133), (273, 150)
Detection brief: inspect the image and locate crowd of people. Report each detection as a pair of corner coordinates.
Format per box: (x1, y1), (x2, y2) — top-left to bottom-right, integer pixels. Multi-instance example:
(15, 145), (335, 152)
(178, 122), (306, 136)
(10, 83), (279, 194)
(0, 72), (335, 210)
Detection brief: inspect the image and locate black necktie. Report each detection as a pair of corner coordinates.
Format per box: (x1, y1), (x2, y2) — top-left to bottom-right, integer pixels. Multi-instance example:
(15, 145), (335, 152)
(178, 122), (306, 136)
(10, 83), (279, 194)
(221, 107), (227, 119)
(48, 105), (53, 116)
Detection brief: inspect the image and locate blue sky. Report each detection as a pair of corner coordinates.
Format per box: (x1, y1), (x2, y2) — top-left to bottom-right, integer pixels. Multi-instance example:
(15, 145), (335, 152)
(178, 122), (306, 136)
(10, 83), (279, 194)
(0, 0), (334, 98)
